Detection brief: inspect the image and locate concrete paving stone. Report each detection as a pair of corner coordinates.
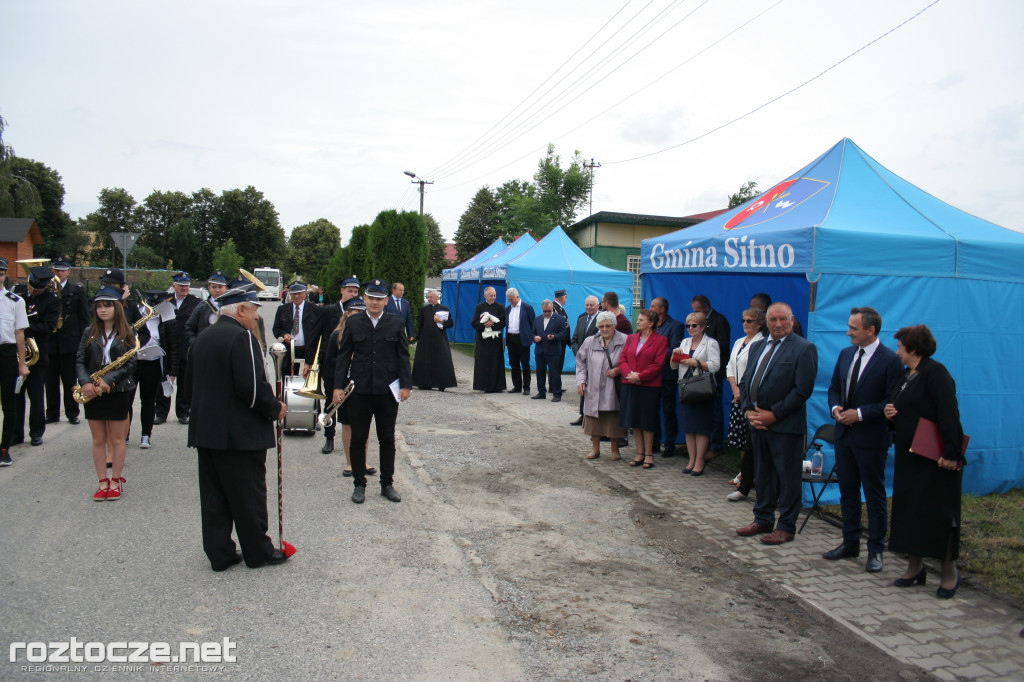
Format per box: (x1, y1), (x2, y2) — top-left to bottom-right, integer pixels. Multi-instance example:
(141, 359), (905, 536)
(929, 668), (958, 682)
(982, 658), (1024, 675)
(906, 631), (940, 644)
(907, 642), (952, 657)
(947, 663), (1000, 679)
(946, 651), (982, 667)
(911, 654), (954, 669)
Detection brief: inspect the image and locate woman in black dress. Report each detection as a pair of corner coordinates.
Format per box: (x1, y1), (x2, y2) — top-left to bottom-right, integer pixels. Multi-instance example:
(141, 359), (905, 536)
(884, 325), (965, 598)
(76, 286), (138, 501)
(324, 298), (375, 478)
(471, 287), (506, 393)
(412, 289), (457, 391)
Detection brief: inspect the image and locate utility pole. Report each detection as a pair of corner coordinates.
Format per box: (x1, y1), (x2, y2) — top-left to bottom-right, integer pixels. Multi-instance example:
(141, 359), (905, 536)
(403, 171), (434, 215)
(583, 158), (601, 216)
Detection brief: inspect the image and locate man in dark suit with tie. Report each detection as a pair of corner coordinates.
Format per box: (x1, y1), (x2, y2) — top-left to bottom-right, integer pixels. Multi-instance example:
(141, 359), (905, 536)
(531, 299), (569, 401)
(552, 289), (569, 374)
(504, 288), (535, 395)
(272, 281), (323, 376)
(824, 306), (903, 572)
(569, 295), (600, 425)
(736, 302), (818, 545)
(385, 282), (415, 342)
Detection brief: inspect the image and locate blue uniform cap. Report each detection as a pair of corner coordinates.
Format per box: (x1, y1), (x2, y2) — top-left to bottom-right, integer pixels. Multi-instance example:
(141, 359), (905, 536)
(207, 271), (229, 286)
(288, 281), (307, 293)
(51, 256), (72, 270)
(172, 271), (191, 283)
(29, 266), (55, 287)
(340, 274), (360, 289)
(93, 286), (123, 302)
(0, 257), (8, 270)
(343, 297), (366, 311)
(363, 279), (390, 299)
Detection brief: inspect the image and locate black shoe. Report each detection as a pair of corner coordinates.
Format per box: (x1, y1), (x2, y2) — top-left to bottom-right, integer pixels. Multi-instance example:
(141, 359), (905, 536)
(249, 549), (288, 568)
(45, 416), (59, 424)
(212, 550), (243, 572)
(381, 485), (402, 502)
(352, 486), (366, 504)
(865, 552), (884, 573)
(551, 394), (561, 402)
(570, 416), (584, 426)
(178, 416), (190, 425)
(438, 387), (445, 392)
(662, 444), (676, 458)
(652, 442), (662, 453)
(321, 438), (334, 454)
(365, 467), (377, 476)
(153, 416), (166, 425)
(522, 387), (530, 395)
(508, 387), (521, 393)
(618, 438), (628, 448)
(31, 437), (43, 447)
(68, 416), (80, 425)
(531, 393), (546, 400)
(822, 544), (860, 560)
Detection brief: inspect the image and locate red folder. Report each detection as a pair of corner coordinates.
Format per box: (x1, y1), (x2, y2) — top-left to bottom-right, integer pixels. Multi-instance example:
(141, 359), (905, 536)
(910, 417), (968, 470)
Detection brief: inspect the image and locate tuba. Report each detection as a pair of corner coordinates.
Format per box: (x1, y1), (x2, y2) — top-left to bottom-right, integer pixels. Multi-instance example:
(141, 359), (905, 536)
(16, 258), (63, 366)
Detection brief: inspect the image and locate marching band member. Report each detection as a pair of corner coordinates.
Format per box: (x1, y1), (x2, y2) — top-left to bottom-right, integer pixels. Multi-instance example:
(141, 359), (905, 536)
(0, 258), (30, 466)
(12, 266), (59, 449)
(45, 256), (89, 426)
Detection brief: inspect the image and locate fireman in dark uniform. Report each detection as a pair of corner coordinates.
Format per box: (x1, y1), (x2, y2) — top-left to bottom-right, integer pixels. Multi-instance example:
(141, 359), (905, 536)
(13, 266), (60, 447)
(46, 256), (90, 425)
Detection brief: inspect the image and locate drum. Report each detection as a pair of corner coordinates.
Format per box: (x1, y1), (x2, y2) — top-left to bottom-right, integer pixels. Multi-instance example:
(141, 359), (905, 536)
(282, 375), (317, 432)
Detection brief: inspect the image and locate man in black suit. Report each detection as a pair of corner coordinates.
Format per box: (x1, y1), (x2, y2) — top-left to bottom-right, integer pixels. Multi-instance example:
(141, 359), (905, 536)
(552, 289), (569, 374)
(45, 256), (90, 425)
(824, 306), (903, 572)
(272, 281), (322, 377)
(504, 288), (535, 395)
(317, 275), (360, 455)
(692, 294), (731, 457)
(334, 279), (411, 505)
(735, 302), (817, 545)
(651, 297), (685, 457)
(13, 266), (59, 447)
(531, 299), (569, 401)
(184, 271), (229, 348)
(187, 283), (288, 571)
(156, 272), (200, 425)
(568, 295), (600, 426)
(384, 281), (415, 341)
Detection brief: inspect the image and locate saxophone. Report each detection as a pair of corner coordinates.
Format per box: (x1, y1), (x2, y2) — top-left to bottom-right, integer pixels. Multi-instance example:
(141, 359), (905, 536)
(72, 333), (142, 404)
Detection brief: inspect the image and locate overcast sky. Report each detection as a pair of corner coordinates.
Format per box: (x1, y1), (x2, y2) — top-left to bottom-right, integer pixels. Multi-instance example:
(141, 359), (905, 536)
(2, 0), (1021, 244)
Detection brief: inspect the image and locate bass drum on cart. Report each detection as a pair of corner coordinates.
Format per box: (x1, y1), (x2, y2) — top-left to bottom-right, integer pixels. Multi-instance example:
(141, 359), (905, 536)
(282, 375), (317, 432)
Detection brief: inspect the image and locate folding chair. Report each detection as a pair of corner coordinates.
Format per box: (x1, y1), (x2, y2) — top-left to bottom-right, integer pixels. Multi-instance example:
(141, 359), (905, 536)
(798, 423), (840, 533)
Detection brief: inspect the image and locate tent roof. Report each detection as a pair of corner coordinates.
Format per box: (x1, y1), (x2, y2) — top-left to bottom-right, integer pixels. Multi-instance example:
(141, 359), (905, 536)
(505, 226), (635, 285)
(641, 138), (1024, 282)
(464, 233), (536, 281)
(441, 238), (506, 281)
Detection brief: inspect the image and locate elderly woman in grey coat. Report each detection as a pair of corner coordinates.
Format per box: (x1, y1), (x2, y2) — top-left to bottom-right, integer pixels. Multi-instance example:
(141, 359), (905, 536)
(575, 311), (628, 459)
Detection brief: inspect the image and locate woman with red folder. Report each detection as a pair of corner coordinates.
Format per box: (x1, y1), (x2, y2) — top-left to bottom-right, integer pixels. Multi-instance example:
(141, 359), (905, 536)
(883, 325), (965, 598)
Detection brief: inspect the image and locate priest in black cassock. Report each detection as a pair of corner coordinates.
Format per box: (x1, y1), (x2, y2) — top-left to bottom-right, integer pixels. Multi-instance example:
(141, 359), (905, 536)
(412, 289), (457, 391)
(471, 286), (506, 393)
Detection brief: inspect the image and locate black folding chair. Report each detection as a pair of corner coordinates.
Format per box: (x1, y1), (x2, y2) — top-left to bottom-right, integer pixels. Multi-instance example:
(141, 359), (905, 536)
(798, 423), (840, 533)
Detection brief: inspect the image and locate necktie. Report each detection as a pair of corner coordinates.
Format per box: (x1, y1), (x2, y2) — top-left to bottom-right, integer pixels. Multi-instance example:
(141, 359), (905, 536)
(586, 315), (593, 331)
(749, 339), (780, 405)
(847, 348), (865, 404)
(291, 304), (300, 336)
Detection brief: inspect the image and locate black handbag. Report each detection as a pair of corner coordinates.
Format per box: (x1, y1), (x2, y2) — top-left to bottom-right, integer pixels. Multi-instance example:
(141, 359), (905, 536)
(600, 343), (622, 399)
(678, 365), (718, 404)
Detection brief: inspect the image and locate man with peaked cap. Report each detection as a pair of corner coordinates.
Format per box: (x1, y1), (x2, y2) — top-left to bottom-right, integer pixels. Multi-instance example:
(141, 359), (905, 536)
(272, 280), (322, 377)
(334, 278), (411, 504)
(187, 282), (289, 571)
(552, 289), (569, 375)
(0, 257), (31, 466)
(155, 272), (200, 425)
(184, 271), (229, 348)
(12, 266), (60, 448)
(45, 256), (90, 425)
(317, 274), (360, 455)
(135, 289), (177, 450)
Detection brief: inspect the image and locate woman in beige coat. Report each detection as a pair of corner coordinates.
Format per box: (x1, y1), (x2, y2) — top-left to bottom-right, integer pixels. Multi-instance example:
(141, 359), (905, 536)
(575, 311), (628, 459)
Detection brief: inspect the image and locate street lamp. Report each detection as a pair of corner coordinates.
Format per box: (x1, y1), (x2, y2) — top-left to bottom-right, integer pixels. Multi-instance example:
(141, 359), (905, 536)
(403, 171), (433, 215)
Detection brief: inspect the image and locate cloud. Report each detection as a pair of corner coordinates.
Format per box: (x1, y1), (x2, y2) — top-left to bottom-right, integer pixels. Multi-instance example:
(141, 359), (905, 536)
(618, 107), (686, 146)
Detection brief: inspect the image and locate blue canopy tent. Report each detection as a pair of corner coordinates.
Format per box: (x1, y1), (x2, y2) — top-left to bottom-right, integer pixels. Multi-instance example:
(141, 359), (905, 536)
(505, 227), (634, 372)
(450, 234), (536, 343)
(641, 138), (1024, 501)
(441, 238), (507, 342)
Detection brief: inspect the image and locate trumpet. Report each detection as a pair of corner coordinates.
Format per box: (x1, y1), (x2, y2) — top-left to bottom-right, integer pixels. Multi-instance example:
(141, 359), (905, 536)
(318, 380), (355, 427)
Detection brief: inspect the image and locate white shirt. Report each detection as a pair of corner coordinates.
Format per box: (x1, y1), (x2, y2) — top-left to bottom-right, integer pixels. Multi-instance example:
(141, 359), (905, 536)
(293, 302), (306, 346)
(831, 338), (881, 421)
(0, 286), (29, 345)
(726, 332), (766, 382)
(507, 302), (521, 334)
(367, 310), (383, 328)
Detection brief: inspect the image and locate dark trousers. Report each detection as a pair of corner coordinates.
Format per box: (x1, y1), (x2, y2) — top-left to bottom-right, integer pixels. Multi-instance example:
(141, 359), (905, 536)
(14, 363), (47, 442)
(738, 447), (756, 495)
(348, 392), (398, 488)
(136, 359), (163, 437)
(751, 428), (804, 534)
(506, 336), (530, 390)
(1, 346), (18, 449)
(156, 358), (190, 421)
(835, 437), (889, 553)
(710, 377), (726, 450)
(653, 380), (679, 446)
(197, 447), (276, 569)
(322, 377), (335, 440)
(45, 352), (80, 421)
(534, 352), (562, 395)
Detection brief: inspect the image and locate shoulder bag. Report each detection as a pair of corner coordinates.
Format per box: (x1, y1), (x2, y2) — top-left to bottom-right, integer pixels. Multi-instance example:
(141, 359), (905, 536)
(678, 343), (718, 404)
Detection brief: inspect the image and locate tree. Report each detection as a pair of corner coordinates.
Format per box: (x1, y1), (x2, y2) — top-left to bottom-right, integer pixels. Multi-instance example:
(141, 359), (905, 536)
(215, 186), (286, 270)
(318, 246), (353, 303)
(347, 224), (372, 284)
(167, 218), (201, 274)
(7, 157), (71, 259)
(423, 213), (450, 277)
(728, 181), (760, 209)
(81, 187), (140, 266)
(0, 115), (42, 220)
(284, 218), (340, 280)
(494, 179), (549, 238)
(212, 239), (244, 279)
(128, 244), (166, 269)
(533, 143), (589, 233)
(454, 187), (500, 262)
(367, 210), (428, 333)
(138, 190), (191, 258)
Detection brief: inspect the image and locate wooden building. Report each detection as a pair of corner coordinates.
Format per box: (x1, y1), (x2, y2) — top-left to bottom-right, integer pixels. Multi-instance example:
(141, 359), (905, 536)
(0, 218), (44, 282)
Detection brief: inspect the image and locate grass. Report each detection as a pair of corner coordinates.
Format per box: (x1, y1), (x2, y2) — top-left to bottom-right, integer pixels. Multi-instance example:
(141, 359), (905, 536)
(453, 343), (476, 358)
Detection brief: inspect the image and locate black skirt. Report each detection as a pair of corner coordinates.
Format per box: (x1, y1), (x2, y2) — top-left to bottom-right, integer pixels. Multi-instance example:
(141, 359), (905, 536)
(618, 384), (661, 431)
(84, 391), (132, 421)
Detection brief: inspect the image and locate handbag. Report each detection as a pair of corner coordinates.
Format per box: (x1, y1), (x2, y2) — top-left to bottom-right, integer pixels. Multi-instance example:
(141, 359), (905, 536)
(600, 342), (622, 399)
(678, 365), (718, 404)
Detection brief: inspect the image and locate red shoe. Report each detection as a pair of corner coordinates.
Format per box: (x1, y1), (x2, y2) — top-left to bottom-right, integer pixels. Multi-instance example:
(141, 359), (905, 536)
(106, 479), (122, 501)
(94, 479), (110, 501)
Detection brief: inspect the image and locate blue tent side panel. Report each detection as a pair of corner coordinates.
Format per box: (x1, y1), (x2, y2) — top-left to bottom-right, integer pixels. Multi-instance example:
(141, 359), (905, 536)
(443, 238), (508, 341)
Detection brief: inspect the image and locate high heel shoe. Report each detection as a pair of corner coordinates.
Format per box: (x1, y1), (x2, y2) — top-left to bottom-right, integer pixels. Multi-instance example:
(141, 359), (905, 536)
(642, 456), (654, 469)
(690, 468), (705, 476)
(893, 568), (927, 587)
(936, 574), (961, 599)
(683, 467), (693, 474)
(629, 456), (645, 467)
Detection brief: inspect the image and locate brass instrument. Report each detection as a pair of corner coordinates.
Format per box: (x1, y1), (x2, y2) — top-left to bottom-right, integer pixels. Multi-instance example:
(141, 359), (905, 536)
(72, 334), (142, 404)
(318, 380), (355, 428)
(295, 338), (326, 400)
(239, 268), (268, 292)
(132, 298), (160, 331)
(16, 258), (63, 365)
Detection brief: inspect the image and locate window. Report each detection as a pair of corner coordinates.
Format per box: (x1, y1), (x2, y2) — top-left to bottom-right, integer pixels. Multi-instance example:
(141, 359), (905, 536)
(626, 255), (642, 307)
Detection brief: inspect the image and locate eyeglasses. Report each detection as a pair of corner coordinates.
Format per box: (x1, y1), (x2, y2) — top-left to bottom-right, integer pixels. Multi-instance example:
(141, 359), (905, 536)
(742, 319), (757, 324)
(686, 323), (701, 328)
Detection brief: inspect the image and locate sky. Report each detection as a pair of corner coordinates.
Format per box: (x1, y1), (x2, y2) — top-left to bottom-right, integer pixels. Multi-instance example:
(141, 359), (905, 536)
(2, 0), (1022, 245)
